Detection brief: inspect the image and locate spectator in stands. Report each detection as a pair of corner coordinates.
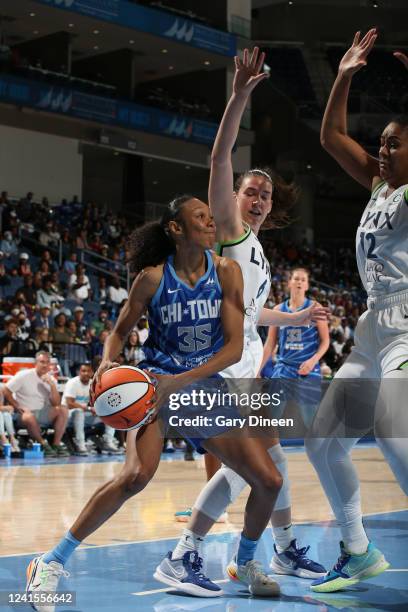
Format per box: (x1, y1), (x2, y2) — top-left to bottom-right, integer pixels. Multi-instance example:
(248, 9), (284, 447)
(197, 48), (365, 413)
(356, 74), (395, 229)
(90, 309), (109, 336)
(49, 271), (64, 297)
(69, 273), (91, 302)
(0, 384), (19, 452)
(0, 319), (21, 356)
(20, 274), (36, 305)
(68, 264), (90, 290)
(33, 328), (53, 353)
(47, 221), (61, 246)
(63, 252), (78, 275)
(17, 253), (32, 277)
(89, 329), (109, 359)
(19, 192), (34, 221)
(73, 306), (87, 340)
(93, 276), (108, 306)
(1, 231), (18, 258)
(107, 274), (128, 305)
(40, 250), (58, 273)
(62, 362), (120, 455)
(37, 277), (60, 309)
(3, 350), (69, 456)
(39, 260), (50, 277)
(123, 331), (144, 366)
(16, 311), (31, 341)
(89, 235), (103, 253)
(34, 305), (52, 330)
(332, 331), (345, 357)
(75, 229), (89, 250)
(50, 313), (71, 344)
(39, 221), (54, 247)
(136, 316), (149, 345)
(0, 254), (10, 286)
(67, 320), (81, 343)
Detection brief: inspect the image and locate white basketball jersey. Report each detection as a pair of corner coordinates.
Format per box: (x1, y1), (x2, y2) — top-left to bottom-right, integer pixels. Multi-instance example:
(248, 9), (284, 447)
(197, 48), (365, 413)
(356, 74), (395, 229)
(217, 223), (271, 343)
(356, 181), (408, 297)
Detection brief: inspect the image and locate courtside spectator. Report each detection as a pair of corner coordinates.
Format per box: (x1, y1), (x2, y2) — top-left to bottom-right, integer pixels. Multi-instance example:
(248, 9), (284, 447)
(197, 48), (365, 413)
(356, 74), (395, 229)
(62, 363), (119, 455)
(33, 328), (53, 353)
(0, 383), (19, 452)
(3, 351), (69, 456)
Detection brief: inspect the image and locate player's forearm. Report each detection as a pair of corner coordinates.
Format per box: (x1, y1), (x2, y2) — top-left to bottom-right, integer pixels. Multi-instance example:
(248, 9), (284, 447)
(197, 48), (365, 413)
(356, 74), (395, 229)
(314, 338), (330, 362)
(211, 92), (249, 164)
(259, 307), (302, 326)
(102, 331), (126, 362)
(321, 72), (352, 146)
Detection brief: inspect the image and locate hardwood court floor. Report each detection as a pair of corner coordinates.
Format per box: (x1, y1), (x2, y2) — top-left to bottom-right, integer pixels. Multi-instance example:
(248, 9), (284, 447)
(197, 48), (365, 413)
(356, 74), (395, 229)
(0, 446), (406, 556)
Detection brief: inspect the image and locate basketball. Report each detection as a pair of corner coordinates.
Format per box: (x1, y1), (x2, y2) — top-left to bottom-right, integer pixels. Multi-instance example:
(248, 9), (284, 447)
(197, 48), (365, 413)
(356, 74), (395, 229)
(93, 366), (156, 430)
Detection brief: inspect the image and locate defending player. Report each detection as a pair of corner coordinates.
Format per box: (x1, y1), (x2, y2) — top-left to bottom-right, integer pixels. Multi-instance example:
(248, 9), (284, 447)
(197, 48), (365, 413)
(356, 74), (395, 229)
(158, 48), (327, 594)
(306, 29), (408, 593)
(26, 196), (284, 609)
(260, 267), (329, 428)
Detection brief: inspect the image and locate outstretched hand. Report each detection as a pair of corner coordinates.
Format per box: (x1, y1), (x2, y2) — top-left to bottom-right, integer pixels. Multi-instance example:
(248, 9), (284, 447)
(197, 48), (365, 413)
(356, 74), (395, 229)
(339, 29), (377, 77)
(233, 47), (269, 97)
(394, 51), (408, 70)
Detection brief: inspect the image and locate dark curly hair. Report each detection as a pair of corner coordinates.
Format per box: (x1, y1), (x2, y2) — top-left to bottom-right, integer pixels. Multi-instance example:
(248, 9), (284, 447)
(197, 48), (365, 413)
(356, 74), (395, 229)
(128, 194), (194, 275)
(235, 167), (299, 230)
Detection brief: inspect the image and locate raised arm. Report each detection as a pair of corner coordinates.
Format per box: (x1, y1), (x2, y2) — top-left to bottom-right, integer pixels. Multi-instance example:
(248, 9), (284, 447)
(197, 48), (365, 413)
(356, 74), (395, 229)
(320, 29), (380, 190)
(209, 48), (268, 239)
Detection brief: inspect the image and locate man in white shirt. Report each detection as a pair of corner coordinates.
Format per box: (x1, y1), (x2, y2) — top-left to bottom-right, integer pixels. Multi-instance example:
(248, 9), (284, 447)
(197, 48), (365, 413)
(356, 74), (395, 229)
(107, 275), (128, 305)
(62, 362), (120, 455)
(4, 351), (69, 457)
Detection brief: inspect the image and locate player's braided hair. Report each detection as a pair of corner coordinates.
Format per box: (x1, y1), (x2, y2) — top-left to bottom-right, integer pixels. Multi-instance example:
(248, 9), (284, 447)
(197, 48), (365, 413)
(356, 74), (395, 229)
(235, 167), (299, 230)
(128, 194), (193, 274)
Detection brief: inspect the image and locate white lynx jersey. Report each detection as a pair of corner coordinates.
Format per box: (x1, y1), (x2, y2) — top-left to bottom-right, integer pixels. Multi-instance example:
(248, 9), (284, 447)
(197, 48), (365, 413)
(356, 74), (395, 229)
(217, 223), (271, 343)
(356, 181), (408, 297)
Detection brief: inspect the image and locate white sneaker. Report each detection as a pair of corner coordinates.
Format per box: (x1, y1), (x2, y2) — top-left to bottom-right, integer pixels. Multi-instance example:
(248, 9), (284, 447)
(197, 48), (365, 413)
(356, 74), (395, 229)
(226, 557), (280, 596)
(26, 555), (69, 612)
(73, 439), (88, 456)
(100, 437), (123, 454)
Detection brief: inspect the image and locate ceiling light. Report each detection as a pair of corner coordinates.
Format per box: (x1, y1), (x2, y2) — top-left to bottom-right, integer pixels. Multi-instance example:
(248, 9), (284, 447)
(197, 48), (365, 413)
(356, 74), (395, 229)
(185, 165), (191, 169)
(29, 12), (36, 17)
(93, 29), (100, 34)
(204, 60), (211, 66)
(161, 49), (168, 53)
(168, 65), (174, 70)
(129, 39), (135, 44)
(153, 180), (159, 185)
(33, 30), (39, 35)
(93, 45), (99, 50)
(68, 23), (74, 28)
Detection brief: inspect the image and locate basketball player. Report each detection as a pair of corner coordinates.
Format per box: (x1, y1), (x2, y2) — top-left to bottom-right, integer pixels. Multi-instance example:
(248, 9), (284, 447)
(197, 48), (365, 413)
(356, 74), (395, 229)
(305, 29), (408, 592)
(159, 48), (326, 595)
(26, 196), (285, 610)
(260, 267), (329, 428)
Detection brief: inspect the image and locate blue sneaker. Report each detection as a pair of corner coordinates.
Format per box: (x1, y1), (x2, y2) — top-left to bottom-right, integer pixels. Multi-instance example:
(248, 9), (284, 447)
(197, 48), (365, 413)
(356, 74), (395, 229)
(154, 550), (223, 597)
(270, 539), (326, 579)
(310, 541), (390, 593)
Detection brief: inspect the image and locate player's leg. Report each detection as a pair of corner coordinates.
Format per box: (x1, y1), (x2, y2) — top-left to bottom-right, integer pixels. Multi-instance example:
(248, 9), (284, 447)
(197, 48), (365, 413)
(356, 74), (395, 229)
(375, 366), (408, 494)
(306, 349), (389, 593)
(47, 405), (70, 455)
(26, 420), (164, 611)
(156, 435), (282, 597)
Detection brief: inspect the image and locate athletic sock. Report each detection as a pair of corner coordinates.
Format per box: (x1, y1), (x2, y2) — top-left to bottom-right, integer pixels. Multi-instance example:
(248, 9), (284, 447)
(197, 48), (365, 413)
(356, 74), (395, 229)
(343, 521), (369, 555)
(237, 532), (258, 566)
(273, 523), (294, 553)
(173, 529), (204, 559)
(43, 531), (81, 566)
